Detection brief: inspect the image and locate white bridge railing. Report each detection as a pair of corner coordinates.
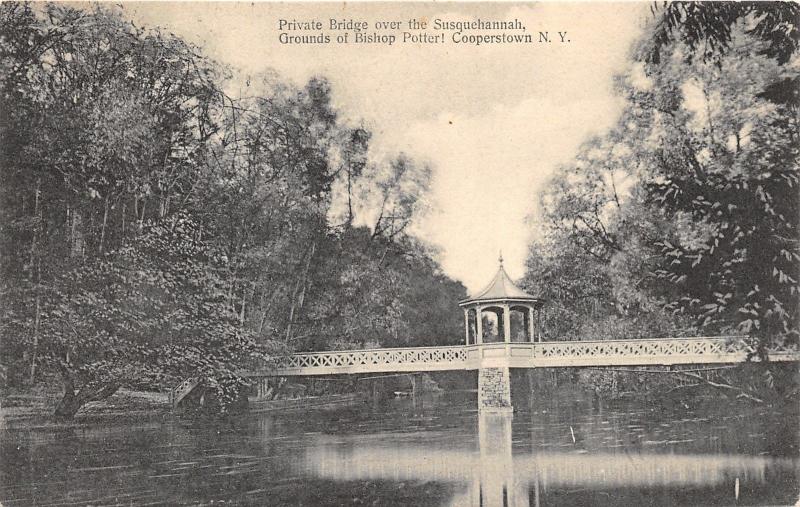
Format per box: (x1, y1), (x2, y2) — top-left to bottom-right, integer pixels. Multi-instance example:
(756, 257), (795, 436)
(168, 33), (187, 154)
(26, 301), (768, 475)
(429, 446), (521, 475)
(527, 336), (795, 367)
(260, 345), (467, 375)
(244, 337), (799, 376)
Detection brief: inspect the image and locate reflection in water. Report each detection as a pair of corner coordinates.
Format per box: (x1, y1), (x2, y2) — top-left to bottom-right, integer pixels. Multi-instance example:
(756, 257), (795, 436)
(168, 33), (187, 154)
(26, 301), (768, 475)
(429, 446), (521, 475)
(301, 412), (797, 507)
(477, 413), (519, 506)
(2, 393), (798, 506)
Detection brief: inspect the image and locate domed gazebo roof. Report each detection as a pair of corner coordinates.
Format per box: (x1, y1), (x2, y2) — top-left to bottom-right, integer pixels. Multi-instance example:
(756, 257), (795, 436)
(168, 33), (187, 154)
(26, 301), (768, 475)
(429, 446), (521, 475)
(459, 255), (544, 308)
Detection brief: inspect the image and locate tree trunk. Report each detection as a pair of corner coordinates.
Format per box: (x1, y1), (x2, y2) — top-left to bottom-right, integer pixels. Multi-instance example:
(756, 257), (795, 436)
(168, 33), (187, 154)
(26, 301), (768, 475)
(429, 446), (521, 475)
(99, 195), (109, 253)
(138, 198), (146, 230)
(347, 170), (354, 227)
(28, 290), (40, 384)
(54, 386), (82, 420)
(54, 371), (121, 420)
(29, 177), (40, 269)
(71, 209), (84, 257)
(54, 372), (79, 419)
(285, 241), (316, 342)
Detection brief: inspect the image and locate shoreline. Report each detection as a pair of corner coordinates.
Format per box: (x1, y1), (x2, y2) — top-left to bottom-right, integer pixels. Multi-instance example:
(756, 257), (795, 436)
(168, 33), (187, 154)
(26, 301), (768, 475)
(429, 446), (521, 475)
(0, 387), (369, 429)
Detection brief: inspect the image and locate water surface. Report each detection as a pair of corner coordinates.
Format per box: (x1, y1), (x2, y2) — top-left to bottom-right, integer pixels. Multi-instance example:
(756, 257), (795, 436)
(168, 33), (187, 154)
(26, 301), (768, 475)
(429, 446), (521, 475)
(1, 390), (797, 505)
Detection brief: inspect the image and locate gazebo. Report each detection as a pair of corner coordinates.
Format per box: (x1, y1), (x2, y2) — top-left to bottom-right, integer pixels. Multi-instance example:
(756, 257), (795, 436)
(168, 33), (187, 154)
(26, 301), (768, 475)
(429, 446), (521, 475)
(459, 255), (545, 345)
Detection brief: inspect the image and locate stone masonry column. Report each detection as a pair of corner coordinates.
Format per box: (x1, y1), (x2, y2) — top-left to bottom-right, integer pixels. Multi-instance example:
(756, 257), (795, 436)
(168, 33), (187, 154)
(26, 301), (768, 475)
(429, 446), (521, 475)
(478, 367), (512, 412)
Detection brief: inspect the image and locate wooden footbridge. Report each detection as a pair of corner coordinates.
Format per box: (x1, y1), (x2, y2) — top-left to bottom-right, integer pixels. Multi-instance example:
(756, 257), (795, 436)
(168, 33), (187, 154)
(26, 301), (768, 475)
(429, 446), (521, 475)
(173, 260), (800, 410)
(247, 336), (799, 377)
(172, 336), (799, 409)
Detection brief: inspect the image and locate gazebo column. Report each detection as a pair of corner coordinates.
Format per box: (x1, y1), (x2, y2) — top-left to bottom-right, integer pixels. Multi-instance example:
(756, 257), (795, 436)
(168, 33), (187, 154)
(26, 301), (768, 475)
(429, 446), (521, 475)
(528, 307), (536, 343)
(476, 305), (483, 345)
(538, 307), (544, 342)
(502, 304), (511, 343)
(464, 309), (470, 345)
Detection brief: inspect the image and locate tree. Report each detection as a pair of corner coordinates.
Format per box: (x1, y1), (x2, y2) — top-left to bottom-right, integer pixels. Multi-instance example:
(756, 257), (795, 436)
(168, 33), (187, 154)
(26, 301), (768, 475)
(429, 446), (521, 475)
(0, 3), (223, 392)
(523, 125), (692, 342)
(523, 3), (798, 400)
(0, 3), (468, 417)
(638, 25), (799, 351)
(9, 214), (260, 419)
(648, 1), (799, 65)
(300, 230), (465, 351)
(330, 127), (371, 228)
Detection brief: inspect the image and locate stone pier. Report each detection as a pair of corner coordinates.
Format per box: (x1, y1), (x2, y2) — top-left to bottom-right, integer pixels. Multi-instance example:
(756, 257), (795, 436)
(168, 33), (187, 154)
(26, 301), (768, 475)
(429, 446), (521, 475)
(478, 367), (512, 412)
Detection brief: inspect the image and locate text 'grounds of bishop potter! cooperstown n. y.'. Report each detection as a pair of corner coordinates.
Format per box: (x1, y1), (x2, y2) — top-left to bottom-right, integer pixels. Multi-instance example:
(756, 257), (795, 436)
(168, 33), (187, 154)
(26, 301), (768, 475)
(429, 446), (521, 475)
(277, 17), (570, 46)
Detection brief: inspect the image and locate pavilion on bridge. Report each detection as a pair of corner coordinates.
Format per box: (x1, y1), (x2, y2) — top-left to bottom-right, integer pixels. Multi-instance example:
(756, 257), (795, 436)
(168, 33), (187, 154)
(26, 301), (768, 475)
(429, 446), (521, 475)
(459, 254), (545, 346)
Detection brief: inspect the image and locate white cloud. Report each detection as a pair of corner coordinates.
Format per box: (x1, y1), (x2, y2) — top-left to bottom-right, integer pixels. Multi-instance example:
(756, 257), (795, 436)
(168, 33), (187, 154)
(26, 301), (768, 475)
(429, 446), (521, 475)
(125, 2), (648, 291)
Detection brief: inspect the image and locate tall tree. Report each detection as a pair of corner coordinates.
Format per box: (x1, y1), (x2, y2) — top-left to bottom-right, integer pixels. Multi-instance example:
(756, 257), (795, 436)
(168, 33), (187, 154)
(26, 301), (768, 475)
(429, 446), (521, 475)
(0, 3), (469, 417)
(525, 3), (798, 349)
(0, 3), (223, 393)
(41, 214), (259, 419)
(637, 24), (799, 351)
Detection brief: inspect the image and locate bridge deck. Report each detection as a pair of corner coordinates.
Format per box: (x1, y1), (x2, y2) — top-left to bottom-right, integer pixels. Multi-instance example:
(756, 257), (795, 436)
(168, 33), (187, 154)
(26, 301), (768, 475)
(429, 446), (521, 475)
(245, 337), (799, 377)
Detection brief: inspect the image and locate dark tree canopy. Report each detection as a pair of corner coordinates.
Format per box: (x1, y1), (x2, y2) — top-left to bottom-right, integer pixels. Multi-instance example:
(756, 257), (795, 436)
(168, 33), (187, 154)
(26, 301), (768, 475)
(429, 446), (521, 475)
(648, 1), (800, 64)
(0, 3), (466, 418)
(525, 1), (798, 376)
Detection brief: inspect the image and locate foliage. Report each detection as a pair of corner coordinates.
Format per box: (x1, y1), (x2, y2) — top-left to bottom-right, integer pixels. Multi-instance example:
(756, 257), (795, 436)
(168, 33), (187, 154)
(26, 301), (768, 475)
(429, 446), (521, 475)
(301, 229), (464, 351)
(46, 214), (259, 418)
(523, 3), (798, 399)
(648, 1), (799, 65)
(522, 133), (694, 342)
(629, 16), (800, 351)
(0, 3), (466, 418)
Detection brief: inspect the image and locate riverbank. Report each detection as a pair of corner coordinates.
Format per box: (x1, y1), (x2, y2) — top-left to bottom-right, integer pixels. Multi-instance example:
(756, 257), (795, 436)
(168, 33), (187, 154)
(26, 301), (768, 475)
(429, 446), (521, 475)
(0, 385), (371, 428)
(249, 393), (362, 412)
(0, 386), (171, 427)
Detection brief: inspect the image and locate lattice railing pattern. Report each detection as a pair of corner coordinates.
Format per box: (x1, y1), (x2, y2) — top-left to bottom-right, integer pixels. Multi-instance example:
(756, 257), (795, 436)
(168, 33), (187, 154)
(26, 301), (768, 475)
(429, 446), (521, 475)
(273, 346), (467, 370)
(536, 337), (742, 359)
(535, 336), (797, 360)
(245, 337), (798, 375)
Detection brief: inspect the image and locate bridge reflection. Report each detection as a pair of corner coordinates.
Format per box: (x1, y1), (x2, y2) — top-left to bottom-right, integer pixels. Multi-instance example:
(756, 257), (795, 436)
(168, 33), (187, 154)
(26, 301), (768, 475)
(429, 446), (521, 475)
(297, 413), (797, 506)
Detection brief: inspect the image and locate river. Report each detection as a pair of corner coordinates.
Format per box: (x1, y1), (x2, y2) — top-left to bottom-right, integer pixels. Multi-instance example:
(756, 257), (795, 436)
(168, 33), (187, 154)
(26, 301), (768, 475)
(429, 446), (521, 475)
(1, 389), (798, 506)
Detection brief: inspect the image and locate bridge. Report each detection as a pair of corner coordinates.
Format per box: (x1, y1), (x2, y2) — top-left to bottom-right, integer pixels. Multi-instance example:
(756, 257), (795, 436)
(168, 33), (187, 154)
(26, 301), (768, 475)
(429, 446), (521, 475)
(230, 336), (799, 412)
(172, 260), (800, 411)
(247, 336), (799, 377)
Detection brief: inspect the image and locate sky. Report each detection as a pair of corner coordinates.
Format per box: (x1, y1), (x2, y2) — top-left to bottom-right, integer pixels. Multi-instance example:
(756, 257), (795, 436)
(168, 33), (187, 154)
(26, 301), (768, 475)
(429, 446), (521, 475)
(126, 2), (650, 292)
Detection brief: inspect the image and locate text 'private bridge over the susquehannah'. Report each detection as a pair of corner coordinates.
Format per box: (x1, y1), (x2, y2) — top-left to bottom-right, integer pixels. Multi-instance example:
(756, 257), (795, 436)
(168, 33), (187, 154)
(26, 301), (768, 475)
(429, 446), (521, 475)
(177, 258), (800, 412)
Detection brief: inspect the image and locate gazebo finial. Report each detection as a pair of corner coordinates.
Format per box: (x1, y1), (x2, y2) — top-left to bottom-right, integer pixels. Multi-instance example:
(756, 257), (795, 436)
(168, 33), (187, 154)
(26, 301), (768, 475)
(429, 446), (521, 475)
(498, 250), (503, 266)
